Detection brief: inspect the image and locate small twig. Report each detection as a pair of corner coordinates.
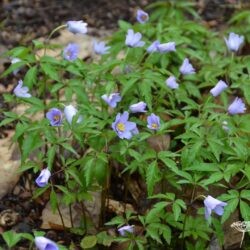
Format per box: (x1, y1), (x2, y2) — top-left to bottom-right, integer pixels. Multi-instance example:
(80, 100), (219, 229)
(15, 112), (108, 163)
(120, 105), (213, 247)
(69, 204), (74, 228)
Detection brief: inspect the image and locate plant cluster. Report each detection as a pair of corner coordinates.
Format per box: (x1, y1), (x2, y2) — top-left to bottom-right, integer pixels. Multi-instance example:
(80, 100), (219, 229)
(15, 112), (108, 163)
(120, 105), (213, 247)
(1, 1), (250, 249)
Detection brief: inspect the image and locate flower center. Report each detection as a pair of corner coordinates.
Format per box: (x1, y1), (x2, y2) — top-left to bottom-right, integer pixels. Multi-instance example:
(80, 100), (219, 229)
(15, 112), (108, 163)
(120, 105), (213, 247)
(117, 122), (125, 132)
(141, 14), (148, 21)
(53, 115), (60, 122)
(151, 123), (158, 129)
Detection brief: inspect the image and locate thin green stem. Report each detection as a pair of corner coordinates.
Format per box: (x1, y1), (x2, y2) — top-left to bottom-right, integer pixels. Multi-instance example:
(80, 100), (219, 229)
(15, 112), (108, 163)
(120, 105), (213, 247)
(47, 24), (67, 42)
(44, 24), (67, 56)
(80, 201), (87, 231)
(51, 184), (66, 229)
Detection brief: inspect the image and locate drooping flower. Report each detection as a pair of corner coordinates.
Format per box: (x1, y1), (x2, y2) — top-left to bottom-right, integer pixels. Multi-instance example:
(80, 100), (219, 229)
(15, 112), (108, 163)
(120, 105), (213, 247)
(13, 80), (31, 98)
(129, 101), (147, 113)
(93, 40), (110, 55)
(64, 105), (82, 124)
(35, 168), (51, 187)
(67, 20), (88, 35)
(125, 29), (145, 48)
(157, 42), (176, 53)
(166, 76), (179, 89)
(147, 40), (160, 53)
(112, 111), (138, 139)
(34, 236), (58, 250)
(147, 113), (160, 130)
(204, 195), (227, 220)
(136, 9), (149, 24)
(101, 93), (121, 108)
(210, 80), (228, 97)
(179, 58), (195, 75)
(11, 57), (22, 75)
(118, 225), (135, 236)
(224, 32), (244, 52)
(228, 97), (246, 115)
(63, 43), (79, 61)
(46, 108), (63, 126)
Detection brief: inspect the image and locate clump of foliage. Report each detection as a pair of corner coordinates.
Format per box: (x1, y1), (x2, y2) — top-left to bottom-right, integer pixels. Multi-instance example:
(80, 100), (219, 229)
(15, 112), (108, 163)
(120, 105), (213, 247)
(1, 1), (250, 249)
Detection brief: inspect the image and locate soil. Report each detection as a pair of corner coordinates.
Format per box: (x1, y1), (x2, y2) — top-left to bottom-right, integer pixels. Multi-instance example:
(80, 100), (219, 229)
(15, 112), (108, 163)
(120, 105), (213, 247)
(0, 0), (250, 249)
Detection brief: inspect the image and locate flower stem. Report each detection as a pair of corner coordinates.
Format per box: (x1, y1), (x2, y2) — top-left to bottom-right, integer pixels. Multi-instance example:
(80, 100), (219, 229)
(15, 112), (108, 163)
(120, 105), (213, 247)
(44, 24), (67, 56)
(47, 24), (67, 42)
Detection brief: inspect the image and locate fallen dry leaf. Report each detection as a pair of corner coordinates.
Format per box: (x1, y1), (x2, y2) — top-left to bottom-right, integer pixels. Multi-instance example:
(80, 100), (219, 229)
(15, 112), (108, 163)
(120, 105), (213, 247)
(0, 130), (21, 199)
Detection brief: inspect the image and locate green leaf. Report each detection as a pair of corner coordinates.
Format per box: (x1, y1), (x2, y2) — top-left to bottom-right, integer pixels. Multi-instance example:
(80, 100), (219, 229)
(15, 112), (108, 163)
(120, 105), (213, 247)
(22, 131), (43, 160)
(32, 39), (44, 49)
(221, 198), (239, 223)
(201, 172), (224, 186)
(146, 161), (160, 196)
(240, 190), (250, 201)
(80, 235), (97, 249)
(47, 146), (56, 169)
(2, 231), (22, 248)
(24, 66), (37, 88)
(207, 138), (223, 162)
(146, 224), (162, 244)
(146, 201), (168, 224)
(105, 216), (125, 226)
(95, 158), (108, 186)
(240, 200), (250, 221)
(84, 158), (95, 187)
(41, 63), (59, 81)
(173, 202), (181, 221)
(97, 231), (113, 247)
(51, 83), (64, 94)
(161, 225), (171, 245)
(61, 143), (78, 156)
(50, 189), (58, 213)
(121, 77), (138, 96)
(0, 117), (16, 127)
(67, 166), (83, 187)
(118, 20), (131, 30)
(33, 185), (50, 199)
(138, 79), (152, 111)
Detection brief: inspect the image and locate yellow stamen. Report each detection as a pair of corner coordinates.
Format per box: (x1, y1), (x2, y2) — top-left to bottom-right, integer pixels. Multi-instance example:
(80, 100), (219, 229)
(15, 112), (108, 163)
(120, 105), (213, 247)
(151, 123), (158, 129)
(117, 122), (125, 132)
(53, 115), (60, 121)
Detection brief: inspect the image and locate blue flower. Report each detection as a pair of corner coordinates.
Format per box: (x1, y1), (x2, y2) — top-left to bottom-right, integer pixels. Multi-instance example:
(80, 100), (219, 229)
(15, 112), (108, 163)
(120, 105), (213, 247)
(228, 97), (246, 115)
(46, 108), (63, 126)
(64, 104), (82, 124)
(63, 43), (79, 61)
(35, 168), (51, 187)
(204, 195), (227, 220)
(147, 40), (160, 53)
(125, 29), (145, 48)
(210, 80), (228, 97)
(101, 93), (121, 108)
(112, 111), (138, 139)
(136, 9), (149, 24)
(35, 236), (58, 250)
(166, 76), (179, 89)
(13, 80), (31, 98)
(118, 225), (135, 236)
(225, 32), (244, 52)
(11, 57), (22, 75)
(179, 58), (195, 75)
(93, 40), (110, 55)
(129, 101), (147, 113)
(157, 42), (176, 53)
(147, 113), (160, 130)
(67, 20), (88, 35)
